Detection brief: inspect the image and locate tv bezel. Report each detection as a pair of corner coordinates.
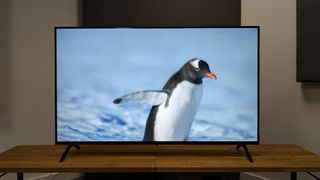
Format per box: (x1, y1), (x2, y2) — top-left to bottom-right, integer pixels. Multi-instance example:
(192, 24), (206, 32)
(54, 26), (260, 145)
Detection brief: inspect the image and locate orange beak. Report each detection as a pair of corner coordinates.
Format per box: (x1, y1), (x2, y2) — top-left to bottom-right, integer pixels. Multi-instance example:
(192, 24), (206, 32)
(206, 72), (217, 80)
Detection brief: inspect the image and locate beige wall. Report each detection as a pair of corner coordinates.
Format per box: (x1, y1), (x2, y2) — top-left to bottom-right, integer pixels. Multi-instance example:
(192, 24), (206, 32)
(0, 0), (319, 179)
(0, 0), (79, 179)
(0, 0), (11, 133)
(243, 0), (320, 155)
(242, 0), (297, 144)
(242, 0), (320, 179)
(0, 0), (79, 151)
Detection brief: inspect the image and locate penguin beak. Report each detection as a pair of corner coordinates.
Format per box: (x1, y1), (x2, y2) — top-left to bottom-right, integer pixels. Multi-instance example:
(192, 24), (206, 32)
(206, 72), (217, 80)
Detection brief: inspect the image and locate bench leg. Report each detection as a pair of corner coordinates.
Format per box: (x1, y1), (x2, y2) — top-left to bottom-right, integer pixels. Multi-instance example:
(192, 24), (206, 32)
(17, 172), (23, 180)
(291, 172), (297, 180)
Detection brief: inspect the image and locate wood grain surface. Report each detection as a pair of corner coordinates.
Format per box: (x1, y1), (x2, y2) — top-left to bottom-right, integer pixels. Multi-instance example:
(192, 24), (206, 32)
(0, 145), (156, 172)
(156, 144), (320, 172)
(0, 144), (319, 173)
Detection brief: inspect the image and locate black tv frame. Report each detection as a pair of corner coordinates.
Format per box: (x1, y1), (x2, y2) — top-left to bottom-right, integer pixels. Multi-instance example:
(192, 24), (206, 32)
(54, 27), (260, 160)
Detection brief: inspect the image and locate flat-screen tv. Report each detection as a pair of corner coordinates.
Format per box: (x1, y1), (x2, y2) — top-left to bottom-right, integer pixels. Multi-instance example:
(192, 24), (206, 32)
(55, 27), (259, 144)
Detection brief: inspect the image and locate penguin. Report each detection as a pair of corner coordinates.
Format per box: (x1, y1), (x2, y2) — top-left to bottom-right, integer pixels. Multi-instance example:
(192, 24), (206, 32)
(113, 58), (216, 141)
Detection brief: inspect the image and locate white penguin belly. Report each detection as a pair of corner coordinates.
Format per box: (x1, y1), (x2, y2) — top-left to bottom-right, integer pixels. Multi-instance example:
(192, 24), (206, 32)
(154, 80), (203, 141)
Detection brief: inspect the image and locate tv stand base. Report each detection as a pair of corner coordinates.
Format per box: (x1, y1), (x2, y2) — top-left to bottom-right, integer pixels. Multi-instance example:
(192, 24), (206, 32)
(59, 144), (80, 163)
(236, 144), (253, 163)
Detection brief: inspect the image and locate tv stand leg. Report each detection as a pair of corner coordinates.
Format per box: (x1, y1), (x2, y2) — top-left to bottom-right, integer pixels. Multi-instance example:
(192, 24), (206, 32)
(59, 144), (80, 163)
(290, 172), (297, 180)
(17, 172), (23, 180)
(236, 144), (253, 163)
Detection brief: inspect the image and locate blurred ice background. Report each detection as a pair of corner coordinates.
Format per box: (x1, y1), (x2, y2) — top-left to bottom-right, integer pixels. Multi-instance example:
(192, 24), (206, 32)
(56, 28), (258, 142)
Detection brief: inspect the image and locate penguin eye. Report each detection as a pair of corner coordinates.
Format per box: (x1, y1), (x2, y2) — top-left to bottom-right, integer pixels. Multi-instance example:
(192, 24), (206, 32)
(195, 67), (199, 71)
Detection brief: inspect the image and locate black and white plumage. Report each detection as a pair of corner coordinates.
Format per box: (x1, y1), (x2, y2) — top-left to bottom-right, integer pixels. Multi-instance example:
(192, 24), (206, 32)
(113, 58), (216, 141)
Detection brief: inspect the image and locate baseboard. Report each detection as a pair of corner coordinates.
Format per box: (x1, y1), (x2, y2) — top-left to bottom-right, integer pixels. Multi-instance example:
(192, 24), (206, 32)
(241, 172), (268, 180)
(29, 173), (81, 180)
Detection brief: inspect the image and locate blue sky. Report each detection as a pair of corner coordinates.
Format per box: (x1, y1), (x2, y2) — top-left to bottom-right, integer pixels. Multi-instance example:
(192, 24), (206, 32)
(56, 28), (258, 142)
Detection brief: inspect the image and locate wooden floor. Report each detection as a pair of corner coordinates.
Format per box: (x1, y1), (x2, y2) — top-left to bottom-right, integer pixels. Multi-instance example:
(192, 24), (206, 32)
(0, 144), (319, 173)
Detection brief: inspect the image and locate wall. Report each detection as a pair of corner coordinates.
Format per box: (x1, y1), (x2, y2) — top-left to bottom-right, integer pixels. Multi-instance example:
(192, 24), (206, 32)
(0, 0), (79, 179)
(0, 0), (11, 133)
(242, 0), (297, 145)
(242, 0), (320, 179)
(243, 0), (320, 157)
(0, 0), (79, 149)
(0, 0), (319, 180)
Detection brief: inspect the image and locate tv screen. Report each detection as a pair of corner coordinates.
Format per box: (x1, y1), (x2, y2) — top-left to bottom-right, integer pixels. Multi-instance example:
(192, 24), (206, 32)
(55, 27), (259, 143)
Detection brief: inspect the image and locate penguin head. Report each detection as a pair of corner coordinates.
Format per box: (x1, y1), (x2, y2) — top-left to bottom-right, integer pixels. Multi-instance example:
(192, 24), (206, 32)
(179, 58), (217, 83)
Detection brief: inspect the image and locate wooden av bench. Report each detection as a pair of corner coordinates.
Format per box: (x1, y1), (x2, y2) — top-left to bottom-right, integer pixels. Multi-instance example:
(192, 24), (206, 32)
(0, 144), (319, 180)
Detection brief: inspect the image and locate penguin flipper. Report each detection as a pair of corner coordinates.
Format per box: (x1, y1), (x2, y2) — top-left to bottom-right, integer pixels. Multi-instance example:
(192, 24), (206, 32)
(113, 90), (168, 106)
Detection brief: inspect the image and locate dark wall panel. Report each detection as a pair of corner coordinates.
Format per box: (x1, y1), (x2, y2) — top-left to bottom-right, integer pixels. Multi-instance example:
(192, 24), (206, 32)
(297, 0), (320, 82)
(82, 0), (240, 27)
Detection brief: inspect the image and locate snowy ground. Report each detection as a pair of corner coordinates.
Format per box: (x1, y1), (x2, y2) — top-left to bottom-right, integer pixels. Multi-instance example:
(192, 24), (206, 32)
(56, 28), (258, 142)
